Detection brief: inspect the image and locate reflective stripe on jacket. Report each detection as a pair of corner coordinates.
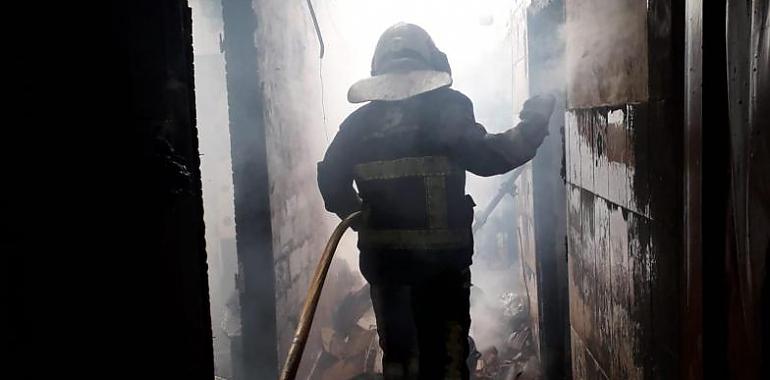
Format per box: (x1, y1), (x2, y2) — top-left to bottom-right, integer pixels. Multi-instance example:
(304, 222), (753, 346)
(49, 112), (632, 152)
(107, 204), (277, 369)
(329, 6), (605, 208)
(318, 87), (544, 252)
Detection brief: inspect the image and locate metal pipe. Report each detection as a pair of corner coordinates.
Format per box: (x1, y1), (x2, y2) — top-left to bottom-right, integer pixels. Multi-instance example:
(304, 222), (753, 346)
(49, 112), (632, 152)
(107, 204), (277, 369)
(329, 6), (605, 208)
(472, 166), (524, 233)
(306, 0), (325, 58)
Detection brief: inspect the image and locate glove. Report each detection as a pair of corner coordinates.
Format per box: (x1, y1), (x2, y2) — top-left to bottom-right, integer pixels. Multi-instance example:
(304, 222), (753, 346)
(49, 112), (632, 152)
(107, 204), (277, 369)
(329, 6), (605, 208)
(520, 94), (556, 125)
(518, 94), (555, 144)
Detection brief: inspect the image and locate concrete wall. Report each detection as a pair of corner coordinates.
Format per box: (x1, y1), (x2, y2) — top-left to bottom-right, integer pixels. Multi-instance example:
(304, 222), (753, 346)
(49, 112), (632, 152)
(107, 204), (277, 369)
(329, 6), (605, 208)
(252, 0), (326, 359)
(564, 0), (683, 378)
(219, 1), (365, 377)
(251, 1), (361, 376)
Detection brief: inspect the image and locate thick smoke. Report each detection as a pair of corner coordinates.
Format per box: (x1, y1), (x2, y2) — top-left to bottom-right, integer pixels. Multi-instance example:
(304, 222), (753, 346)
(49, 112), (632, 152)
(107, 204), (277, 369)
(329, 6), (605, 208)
(564, 0), (648, 107)
(190, 0), (550, 375)
(317, 0), (526, 352)
(190, 0), (236, 377)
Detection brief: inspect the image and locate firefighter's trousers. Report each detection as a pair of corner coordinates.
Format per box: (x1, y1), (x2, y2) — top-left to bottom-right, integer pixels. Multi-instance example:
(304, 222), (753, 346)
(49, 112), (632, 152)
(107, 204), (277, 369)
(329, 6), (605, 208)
(370, 267), (471, 380)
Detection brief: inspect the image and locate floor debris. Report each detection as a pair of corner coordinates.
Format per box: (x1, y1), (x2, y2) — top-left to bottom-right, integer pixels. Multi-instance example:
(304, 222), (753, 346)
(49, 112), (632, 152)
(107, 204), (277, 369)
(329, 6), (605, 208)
(305, 283), (539, 380)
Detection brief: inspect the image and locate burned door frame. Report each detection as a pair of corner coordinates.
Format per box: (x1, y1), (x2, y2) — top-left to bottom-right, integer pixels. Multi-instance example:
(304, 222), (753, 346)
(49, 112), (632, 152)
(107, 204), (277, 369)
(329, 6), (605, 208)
(717, 0), (770, 378)
(111, 0), (215, 378)
(526, 1), (571, 379)
(682, 0), (702, 378)
(221, 0), (279, 379)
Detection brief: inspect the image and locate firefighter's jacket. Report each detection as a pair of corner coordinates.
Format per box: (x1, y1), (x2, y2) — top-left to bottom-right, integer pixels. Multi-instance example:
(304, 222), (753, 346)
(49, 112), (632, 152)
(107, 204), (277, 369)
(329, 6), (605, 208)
(318, 87), (549, 284)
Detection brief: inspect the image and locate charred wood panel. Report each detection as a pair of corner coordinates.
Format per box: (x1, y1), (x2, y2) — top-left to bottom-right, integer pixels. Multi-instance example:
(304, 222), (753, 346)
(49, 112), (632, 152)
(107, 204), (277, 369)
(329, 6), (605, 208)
(577, 111), (595, 194)
(566, 111), (580, 188)
(528, 2), (571, 377)
(592, 197), (612, 371)
(570, 328), (609, 380)
(647, 99), (683, 379)
(592, 112), (610, 201)
(609, 206), (643, 380)
(566, 186), (586, 343)
(112, 0), (214, 377)
(565, 106), (680, 379)
(564, 0), (683, 378)
(606, 109), (628, 208)
(682, 18), (702, 367)
(722, 0), (770, 378)
(625, 104), (650, 217)
(648, 1), (686, 373)
(566, 105), (657, 379)
(569, 106), (650, 216)
(627, 212), (653, 379)
(577, 189), (598, 352)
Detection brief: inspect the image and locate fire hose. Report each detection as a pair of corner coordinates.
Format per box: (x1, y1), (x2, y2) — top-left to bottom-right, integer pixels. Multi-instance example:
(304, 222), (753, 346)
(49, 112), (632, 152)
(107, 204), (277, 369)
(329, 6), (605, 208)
(279, 166), (522, 379)
(279, 211), (362, 380)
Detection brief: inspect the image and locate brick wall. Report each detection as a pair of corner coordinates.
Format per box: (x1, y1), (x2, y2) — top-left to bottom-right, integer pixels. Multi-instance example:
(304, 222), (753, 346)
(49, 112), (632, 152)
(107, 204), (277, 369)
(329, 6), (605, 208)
(251, 1), (359, 376)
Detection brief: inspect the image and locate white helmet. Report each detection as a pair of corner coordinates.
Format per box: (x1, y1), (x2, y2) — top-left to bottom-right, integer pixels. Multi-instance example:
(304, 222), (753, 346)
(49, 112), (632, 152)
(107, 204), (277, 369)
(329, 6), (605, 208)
(348, 23), (452, 103)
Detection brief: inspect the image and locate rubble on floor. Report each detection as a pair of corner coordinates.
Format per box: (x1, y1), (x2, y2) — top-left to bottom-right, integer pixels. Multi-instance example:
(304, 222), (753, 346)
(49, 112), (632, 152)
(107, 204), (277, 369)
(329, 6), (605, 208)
(306, 284), (540, 380)
(307, 284), (381, 380)
(470, 290), (540, 380)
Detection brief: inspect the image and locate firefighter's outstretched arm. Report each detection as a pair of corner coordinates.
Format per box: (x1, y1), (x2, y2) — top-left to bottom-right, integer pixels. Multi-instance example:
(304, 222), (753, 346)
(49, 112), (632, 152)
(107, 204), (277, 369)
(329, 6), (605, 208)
(443, 94), (555, 176)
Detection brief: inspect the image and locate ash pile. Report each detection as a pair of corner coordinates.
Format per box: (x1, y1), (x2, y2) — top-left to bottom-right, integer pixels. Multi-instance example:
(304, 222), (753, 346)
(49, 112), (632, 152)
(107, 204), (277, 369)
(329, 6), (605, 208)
(469, 288), (540, 380)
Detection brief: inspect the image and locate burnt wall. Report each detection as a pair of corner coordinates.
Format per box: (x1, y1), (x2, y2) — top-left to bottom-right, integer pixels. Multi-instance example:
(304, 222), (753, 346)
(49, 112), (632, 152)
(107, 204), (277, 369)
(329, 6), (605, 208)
(250, 1), (340, 373)
(527, 1), (571, 378)
(221, 0), (279, 377)
(222, 0), (350, 377)
(564, 0), (684, 379)
(682, 0), (702, 378)
(722, 0), (770, 377)
(111, 0), (214, 378)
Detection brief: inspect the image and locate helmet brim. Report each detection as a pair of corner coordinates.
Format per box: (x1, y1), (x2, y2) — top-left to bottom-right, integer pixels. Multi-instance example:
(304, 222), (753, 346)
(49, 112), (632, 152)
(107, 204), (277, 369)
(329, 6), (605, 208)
(347, 70), (452, 103)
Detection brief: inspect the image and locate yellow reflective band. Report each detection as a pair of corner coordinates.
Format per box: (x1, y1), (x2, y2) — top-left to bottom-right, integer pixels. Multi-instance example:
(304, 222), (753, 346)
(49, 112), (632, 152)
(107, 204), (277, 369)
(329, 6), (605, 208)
(359, 228), (470, 250)
(354, 156), (458, 181)
(425, 175), (448, 229)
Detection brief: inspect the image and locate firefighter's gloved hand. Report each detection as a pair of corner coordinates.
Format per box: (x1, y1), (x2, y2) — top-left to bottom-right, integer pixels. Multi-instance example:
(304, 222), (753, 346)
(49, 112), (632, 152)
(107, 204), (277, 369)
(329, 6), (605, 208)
(520, 94), (556, 125)
(518, 94), (556, 146)
(340, 204), (364, 232)
(349, 215), (362, 232)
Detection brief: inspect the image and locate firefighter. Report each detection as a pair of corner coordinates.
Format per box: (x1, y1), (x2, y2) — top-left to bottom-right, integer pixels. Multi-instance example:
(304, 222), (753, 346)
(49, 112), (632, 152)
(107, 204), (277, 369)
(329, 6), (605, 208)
(317, 23), (554, 380)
